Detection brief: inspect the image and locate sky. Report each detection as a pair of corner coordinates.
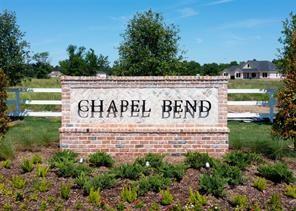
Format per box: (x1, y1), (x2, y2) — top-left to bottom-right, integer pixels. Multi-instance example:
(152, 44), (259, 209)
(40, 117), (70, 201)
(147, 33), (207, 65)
(1, 0), (295, 66)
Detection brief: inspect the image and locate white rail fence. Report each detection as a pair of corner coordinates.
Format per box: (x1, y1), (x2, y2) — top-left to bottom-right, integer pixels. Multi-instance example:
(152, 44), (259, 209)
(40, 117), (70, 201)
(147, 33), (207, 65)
(6, 88), (276, 122)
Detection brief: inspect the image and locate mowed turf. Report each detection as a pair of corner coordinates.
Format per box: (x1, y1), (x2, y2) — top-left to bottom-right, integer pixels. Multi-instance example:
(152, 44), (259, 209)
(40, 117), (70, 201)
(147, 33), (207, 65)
(0, 117), (60, 159)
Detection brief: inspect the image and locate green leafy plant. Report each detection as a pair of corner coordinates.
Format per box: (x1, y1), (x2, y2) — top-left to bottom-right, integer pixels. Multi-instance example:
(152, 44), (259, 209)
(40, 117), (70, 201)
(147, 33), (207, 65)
(231, 194), (248, 209)
(199, 173), (227, 197)
(0, 69), (9, 137)
(135, 153), (164, 168)
(11, 176), (26, 189)
(49, 150), (78, 168)
(224, 151), (261, 170)
(253, 177), (267, 191)
(89, 188), (101, 206)
(34, 178), (50, 192)
(159, 163), (186, 182)
(88, 152), (114, 167)
(266, 194), (283, 211)
(20, 159), (34, 173)
(31, 154), (42, 164)
(55, 160), (91, 178)
(213, 163), (243, 186)
(2, 159), (11, 169)
(91, 173), (117, 190)
(138, 174), (171, 195)
(120, 185), (138, 203)
(75, 172), (89, 188)
(149, 202), (160, 211)
(60, 183), (71, 200)
(284, 185), (296, 198)
(160, 188), (174, 205)
(114, 163), (143, 180)
(188, 187), (207, 207)
(258, 162), (294, 183)
(36, 165), (49, 177)
(185, 152), (215, 169)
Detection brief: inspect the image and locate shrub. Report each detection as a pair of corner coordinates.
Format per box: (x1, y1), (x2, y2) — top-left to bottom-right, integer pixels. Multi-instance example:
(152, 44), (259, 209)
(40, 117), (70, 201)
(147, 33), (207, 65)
(0, 140), (14, 161)
(114, 163), (143, 180)
(0, 69), (9, 137)
(60, 183), (71, 200)
(159, 163), (186, 182)
(31, 154), (42, 164)
(257, 162), (294, 183)
(188, 187), (207, 207)
(89, 188), (101, 206)
(213, 163), (243, 186)
(88, 152), (114, 167)
(92, 173), (116, 190)
(34, 178), (50, 192)
(252, 140), (288, 160)
(266, 194), (283, 211)
(120, 185), (138, 203)
(199, 173), (227, 197)
(55, 161), (91, 178)
(231, 194), (248, 209)
(2, 159), (12, 169)
(185, 152), (215, 169)
(160, 188), (174, 205)
(11, 176), (26, 189)
(285, 185), (296, 198)
(135, 153), (164, 168)
(138, 174), (171, 195)
(20, 159), (34, 173)
(75, 172), (88, 188)
(49, 150), (78, 168)
(36, 165), (49, 177)
(253, 177), (267, 191)
(224, 151), (261, 170)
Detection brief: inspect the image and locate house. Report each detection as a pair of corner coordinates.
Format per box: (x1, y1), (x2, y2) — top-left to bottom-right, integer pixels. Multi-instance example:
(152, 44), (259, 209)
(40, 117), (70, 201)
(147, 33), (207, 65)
(48, 70), (62, 78)
(222, 60), (283, 79)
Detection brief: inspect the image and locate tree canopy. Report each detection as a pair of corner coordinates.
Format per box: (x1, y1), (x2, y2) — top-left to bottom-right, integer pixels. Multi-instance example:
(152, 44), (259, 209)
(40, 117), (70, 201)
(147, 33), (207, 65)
(0, 10), (29, 85)
(272, 12), (296, 148)
(59, 45), (110, 76)
(114, 10), (183, 76)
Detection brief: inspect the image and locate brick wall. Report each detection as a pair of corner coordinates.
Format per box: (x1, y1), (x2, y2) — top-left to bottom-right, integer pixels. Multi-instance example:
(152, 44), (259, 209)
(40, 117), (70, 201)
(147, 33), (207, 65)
(60, 76), (229, 157)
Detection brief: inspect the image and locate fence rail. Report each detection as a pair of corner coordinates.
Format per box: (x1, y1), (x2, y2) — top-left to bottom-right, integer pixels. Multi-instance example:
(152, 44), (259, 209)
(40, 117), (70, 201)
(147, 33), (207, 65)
(7, 87), (276, 122)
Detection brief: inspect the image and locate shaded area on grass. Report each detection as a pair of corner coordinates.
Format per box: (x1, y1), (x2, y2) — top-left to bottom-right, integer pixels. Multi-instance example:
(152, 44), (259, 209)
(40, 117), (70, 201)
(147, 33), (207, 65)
(0, 117), (60, 160)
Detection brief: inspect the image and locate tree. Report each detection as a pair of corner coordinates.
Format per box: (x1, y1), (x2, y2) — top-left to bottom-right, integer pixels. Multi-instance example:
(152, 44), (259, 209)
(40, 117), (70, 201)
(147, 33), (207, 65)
(272, 13), (296, 150)
(114, 9), (183, 76)
(201, 63), (220, 76)
(179, 60), (201, 75)
(0, 69), (9, 136)
(59, 45), (110, 76)
(0, 10), (29, 85)
(31, 52), (52, 78)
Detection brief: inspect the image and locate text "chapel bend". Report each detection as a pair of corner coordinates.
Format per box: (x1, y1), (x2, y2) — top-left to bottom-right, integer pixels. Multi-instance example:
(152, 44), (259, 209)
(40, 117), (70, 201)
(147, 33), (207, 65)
(77, 99), (212, 119)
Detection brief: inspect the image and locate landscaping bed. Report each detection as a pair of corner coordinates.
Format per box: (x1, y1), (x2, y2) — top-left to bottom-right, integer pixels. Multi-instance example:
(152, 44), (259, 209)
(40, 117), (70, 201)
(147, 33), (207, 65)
(0, 145), (295, 210)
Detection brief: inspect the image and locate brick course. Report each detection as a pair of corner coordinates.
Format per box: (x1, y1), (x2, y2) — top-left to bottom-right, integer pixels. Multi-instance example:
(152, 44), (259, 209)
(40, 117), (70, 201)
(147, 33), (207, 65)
(60, 76), (229, 157)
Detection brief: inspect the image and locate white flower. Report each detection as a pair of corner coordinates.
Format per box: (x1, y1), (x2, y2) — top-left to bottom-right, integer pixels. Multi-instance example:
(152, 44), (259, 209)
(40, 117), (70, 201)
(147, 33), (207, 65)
(79, 158), (84, 163)
(205, 162), (210, 168)
(145, 161), (150, 167)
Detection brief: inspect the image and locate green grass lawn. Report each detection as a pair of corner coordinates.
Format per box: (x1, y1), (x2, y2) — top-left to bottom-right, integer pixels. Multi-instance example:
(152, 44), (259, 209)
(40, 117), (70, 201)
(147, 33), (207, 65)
(1, 117), (294, 160)
(0, 117), (60, 159)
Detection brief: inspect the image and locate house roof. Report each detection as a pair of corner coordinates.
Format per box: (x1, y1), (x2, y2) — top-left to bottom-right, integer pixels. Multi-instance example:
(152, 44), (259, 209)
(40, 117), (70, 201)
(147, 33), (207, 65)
(223, 60), (277, 73)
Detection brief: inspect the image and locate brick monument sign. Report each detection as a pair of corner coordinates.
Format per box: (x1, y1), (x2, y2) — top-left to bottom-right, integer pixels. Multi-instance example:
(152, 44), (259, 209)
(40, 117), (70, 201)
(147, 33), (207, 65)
(60, 76), (229, 156)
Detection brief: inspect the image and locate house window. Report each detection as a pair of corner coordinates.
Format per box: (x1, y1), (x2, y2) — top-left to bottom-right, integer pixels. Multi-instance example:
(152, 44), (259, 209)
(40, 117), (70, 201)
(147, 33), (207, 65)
(262, 72), (268, 78)
(251, 73), (256, 78)
(235, 73), (241, 78)
(223, 72), (228, 76)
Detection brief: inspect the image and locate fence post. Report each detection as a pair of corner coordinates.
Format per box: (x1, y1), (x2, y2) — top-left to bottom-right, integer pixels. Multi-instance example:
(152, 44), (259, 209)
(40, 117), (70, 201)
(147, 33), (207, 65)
(15, 88), (21, 116)
(268, 89), (276, 123)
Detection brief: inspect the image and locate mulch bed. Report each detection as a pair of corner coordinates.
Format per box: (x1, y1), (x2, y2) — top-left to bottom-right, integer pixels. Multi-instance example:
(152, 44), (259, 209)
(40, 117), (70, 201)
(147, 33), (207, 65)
(0, 145), (295, 210)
